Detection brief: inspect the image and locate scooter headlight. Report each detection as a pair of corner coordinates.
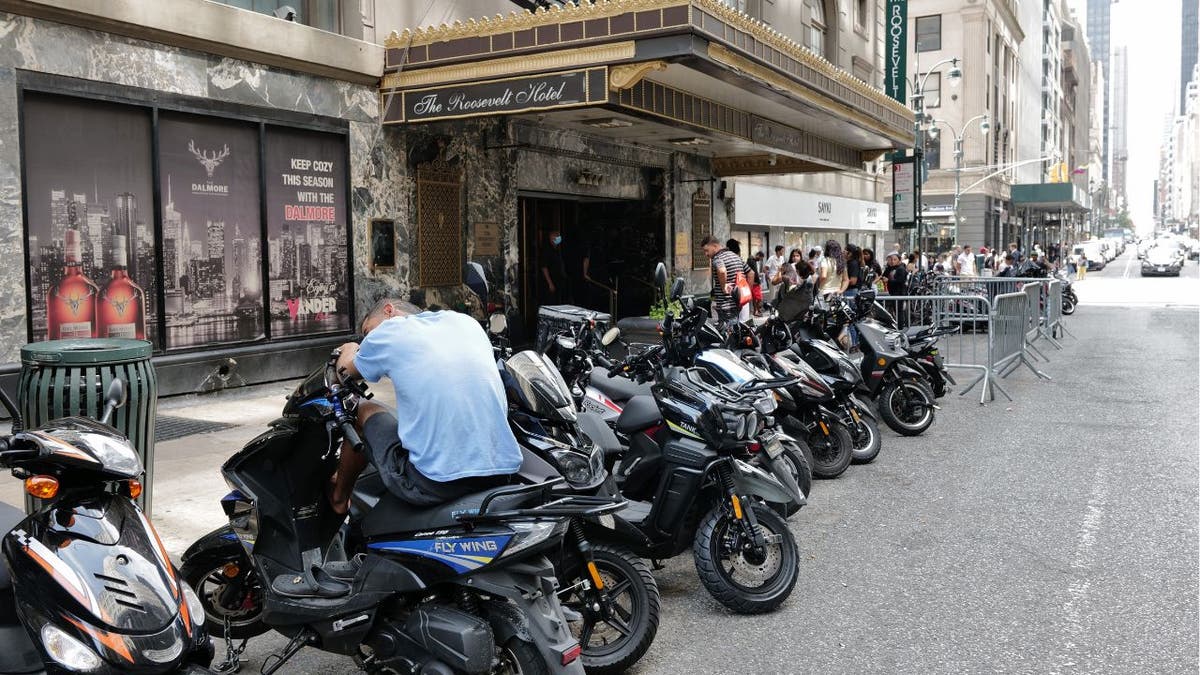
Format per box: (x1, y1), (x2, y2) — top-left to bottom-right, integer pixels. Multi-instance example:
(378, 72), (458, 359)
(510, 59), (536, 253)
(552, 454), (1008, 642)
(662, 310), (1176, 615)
(752, 394), (777, 415)
(182, 583), (205, 627)
(42, 624), (102, 672)
(501, 520), (568, 559)
(550, 448), (597, 485)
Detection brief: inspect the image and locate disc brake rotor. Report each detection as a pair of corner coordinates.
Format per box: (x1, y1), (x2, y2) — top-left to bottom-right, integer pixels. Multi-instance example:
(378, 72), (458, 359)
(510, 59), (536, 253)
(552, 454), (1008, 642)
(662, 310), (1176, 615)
(720, 523), (783, 588)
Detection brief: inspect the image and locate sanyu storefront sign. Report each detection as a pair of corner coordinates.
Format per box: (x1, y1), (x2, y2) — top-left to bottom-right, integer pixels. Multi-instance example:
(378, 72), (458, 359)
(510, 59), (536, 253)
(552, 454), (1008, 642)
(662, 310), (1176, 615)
(389, 68), (608, 123)
(885, 0), (907, 104)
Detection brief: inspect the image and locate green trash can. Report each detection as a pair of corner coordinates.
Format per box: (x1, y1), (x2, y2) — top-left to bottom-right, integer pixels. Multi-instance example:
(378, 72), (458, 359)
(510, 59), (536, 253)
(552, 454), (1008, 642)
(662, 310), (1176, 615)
(18, 339), (156, 515)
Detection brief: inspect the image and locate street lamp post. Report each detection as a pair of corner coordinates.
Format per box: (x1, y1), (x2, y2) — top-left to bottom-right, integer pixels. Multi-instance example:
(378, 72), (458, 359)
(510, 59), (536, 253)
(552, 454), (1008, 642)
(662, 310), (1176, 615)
(908, 57), (962, 256)
(928, 114), (991, 244)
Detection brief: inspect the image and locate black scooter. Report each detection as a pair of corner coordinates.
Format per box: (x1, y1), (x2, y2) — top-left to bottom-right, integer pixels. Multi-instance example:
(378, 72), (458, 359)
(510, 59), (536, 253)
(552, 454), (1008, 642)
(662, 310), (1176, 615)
(179, 351), (606, 674)
(0, 380), (214, 674)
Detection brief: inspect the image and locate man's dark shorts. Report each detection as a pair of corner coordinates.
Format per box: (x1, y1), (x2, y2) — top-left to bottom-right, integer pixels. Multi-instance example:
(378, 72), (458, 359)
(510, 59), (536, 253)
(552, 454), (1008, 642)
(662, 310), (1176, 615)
(362, 411), (509, 506)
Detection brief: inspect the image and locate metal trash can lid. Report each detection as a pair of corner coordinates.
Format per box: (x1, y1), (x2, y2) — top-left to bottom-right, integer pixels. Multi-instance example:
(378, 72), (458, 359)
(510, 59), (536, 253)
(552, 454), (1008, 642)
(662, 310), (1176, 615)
(20, 339), (153, 366)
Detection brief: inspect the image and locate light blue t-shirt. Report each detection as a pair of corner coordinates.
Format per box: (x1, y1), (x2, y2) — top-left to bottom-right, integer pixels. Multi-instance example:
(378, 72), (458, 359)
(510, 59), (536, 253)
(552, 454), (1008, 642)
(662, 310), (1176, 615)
(353, 311), (522, 482)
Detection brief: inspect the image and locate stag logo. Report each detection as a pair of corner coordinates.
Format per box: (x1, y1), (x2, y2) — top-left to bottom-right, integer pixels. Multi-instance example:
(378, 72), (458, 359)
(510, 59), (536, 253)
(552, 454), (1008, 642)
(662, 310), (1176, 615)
(189, 140), (230, 179)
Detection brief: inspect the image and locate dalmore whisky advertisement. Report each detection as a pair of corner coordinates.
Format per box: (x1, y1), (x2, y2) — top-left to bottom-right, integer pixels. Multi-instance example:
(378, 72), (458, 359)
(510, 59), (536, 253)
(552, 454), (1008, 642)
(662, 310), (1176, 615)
(22, 93), (157, 343)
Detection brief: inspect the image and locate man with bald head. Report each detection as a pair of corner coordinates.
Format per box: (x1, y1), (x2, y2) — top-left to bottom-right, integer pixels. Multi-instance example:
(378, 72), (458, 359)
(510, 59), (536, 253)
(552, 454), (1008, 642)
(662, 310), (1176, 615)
(328, 298), (522, 513)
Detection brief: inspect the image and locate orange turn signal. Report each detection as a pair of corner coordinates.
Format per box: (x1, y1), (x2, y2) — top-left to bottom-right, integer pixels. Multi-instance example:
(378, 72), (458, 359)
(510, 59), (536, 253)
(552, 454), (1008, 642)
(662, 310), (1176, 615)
(125, 479), (143, 500)
(877, 358), (887, 367)
(222, 563), (240, 578)
(25, 475), (59, 500)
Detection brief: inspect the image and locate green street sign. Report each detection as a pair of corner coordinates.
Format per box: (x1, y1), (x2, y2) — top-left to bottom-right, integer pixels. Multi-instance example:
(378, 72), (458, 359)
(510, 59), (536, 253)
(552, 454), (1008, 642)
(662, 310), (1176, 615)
(885, 0), (907, 104)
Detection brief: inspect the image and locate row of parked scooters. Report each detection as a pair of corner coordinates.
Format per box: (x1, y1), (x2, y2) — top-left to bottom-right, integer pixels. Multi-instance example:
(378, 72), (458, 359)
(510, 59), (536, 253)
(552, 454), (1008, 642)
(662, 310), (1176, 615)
(0, 264), (954, 675)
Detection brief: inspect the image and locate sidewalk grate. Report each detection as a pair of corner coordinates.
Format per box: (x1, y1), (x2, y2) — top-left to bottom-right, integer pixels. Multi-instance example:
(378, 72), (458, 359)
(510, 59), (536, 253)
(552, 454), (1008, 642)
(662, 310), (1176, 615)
(155, 416), (237, 443)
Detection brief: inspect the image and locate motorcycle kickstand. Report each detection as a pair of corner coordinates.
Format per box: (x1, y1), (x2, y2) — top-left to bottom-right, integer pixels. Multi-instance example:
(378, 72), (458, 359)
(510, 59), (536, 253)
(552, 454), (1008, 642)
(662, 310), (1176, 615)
(260, 627), (316, 675)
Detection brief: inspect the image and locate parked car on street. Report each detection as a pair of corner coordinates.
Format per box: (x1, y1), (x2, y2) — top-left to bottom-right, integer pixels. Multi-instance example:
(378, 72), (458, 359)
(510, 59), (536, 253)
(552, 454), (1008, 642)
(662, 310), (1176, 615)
(1141, 245), (1184, 277)
(1078, 241), (1106, 270)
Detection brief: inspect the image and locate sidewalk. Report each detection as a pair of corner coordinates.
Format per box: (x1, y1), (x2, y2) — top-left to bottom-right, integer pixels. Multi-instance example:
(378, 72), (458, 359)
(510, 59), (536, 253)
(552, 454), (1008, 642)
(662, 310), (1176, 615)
(0, 379), (397, 558)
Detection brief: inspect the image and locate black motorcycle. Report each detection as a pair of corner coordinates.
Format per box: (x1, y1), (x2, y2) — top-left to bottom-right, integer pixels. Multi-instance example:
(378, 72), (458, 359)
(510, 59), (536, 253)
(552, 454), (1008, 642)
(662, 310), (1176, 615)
(599, 321), (803, 614)
(179, 351), (608, 674)
(498, 348), (661, 675)
(751, 314), (882, 465)
(824, 295), (938, 436)
(0, 380), (214, 674)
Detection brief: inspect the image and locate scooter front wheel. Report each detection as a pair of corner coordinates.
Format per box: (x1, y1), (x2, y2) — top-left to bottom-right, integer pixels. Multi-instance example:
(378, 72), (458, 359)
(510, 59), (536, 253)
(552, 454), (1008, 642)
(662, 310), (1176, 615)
(878, 378), (935, 436)
(693, 502), (799, 615)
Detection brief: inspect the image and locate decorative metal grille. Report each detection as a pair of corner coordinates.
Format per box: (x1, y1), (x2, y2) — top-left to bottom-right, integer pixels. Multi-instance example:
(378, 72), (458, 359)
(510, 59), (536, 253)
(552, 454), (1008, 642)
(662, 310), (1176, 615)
(691, 187), (712, 270)
(416, 159), (463, 287)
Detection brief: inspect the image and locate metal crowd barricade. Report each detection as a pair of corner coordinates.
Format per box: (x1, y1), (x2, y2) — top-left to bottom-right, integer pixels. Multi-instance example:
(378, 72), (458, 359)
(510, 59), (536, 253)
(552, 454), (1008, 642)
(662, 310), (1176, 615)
(1042, 279), (1072, 343)
(994, 290), (1049, 384)
(875, 287), (1051, 404)
(874, 293), (996, 403)
(932, 276), (1027, 305)
(1019, 283), (1053, 366)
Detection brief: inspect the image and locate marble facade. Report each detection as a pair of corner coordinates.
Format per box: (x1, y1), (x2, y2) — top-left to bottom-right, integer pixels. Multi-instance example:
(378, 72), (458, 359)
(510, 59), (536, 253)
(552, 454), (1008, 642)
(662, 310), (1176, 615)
(0, 12), (730, 378)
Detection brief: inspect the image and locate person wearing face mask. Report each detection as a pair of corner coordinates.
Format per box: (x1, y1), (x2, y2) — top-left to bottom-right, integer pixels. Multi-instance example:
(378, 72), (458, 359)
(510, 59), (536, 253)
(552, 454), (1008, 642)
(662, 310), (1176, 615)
(541, 229), (567, 305)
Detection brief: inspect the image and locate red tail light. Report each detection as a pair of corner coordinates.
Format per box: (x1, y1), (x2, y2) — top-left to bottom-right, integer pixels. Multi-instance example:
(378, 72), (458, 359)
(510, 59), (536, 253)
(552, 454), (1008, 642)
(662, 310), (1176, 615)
(748, 442), (762, 453)
(561, 643), (582, 665)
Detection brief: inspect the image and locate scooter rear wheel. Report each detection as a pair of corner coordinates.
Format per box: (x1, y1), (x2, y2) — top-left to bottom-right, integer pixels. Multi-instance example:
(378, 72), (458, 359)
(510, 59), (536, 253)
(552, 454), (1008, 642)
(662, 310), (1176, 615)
(181, 553), (268, 640)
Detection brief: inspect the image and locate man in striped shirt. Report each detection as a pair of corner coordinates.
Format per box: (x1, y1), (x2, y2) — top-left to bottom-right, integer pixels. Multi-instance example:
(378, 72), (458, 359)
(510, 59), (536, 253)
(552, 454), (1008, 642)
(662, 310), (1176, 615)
(701, 235), (749, 324)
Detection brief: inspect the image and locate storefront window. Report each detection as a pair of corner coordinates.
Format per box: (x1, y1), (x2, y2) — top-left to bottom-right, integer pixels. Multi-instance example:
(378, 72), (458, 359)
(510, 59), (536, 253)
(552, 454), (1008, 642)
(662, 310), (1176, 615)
(158, 113), (264, 348)
(264, 126), (351, 338)
(22, 94), (158, 343)
(20, 90), (351, 350)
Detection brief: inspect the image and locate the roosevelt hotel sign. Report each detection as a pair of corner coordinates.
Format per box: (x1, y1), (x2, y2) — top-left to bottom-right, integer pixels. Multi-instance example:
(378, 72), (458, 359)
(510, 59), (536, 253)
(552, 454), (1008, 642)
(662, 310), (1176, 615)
(385, 67), (609, 124)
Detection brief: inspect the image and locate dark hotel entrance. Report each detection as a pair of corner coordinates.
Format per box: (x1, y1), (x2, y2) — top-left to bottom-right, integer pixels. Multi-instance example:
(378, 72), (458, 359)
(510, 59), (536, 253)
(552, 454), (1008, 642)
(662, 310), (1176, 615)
(519, 191), (664, 336)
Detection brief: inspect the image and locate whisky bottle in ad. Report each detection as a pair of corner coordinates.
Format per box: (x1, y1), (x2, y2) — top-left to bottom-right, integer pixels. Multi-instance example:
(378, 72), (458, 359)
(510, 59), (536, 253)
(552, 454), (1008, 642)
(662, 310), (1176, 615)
(47, 228), (98, 339)
(97, 235), (147, 339)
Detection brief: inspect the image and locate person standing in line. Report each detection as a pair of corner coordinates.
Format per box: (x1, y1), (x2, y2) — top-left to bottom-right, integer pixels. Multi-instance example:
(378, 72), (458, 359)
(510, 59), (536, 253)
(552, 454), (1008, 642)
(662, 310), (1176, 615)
(702, 235), (750, 325)
(765, 245), (785, 300)
(1008, 241), (1022, 264)
(541, 228), (567, 305)
(817, 239), (846, 299)
(883, 252), (909, 327)
(862, 248), (882, 281)
(808, 245), (825, 279)
(957, 245), (978, 277)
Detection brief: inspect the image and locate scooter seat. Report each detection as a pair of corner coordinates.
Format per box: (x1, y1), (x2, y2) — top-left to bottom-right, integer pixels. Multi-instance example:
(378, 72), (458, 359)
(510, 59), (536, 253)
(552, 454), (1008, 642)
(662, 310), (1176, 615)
(361, 486), (540, 539)
(589, 367), (652, 403)
(614, 396), (663, 435)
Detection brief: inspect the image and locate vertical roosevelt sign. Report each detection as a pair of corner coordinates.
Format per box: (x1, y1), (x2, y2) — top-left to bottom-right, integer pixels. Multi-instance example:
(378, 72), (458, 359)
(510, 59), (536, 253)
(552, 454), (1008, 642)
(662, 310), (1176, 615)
(885, 0), (908, 104)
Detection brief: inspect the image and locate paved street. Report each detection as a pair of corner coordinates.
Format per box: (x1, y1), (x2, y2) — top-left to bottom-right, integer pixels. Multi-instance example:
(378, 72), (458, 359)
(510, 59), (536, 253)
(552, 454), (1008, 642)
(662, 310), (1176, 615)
(3, 252), (1196, 674)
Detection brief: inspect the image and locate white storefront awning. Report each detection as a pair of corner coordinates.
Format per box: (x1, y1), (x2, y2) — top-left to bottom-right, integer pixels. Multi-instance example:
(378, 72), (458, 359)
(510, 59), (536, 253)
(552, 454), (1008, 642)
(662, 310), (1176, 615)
(734, 183), (890, 231)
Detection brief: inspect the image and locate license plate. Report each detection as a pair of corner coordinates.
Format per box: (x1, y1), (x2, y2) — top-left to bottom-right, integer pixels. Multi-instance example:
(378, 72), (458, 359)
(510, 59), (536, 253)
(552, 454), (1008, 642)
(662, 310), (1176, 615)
(1158, 267), (1166, 272)
(763, 435), (784, 459)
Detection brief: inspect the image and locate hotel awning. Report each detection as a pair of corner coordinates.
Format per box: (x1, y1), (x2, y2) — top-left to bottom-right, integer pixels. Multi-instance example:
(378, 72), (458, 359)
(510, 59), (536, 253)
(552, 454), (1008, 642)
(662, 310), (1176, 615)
(380, 0), (914, 176)
(1011, 183), (1091, 212)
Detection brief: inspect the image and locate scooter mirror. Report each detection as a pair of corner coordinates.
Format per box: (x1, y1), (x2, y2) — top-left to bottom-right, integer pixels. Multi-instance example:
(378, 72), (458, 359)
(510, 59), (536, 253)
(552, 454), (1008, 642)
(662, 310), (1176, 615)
(601, 327), (621, 346)
(488, 313), (508, 335)
(105, 378), (128, 410)
(653, 262), (668, 294)
(99, 379), (127, 426)
(670, 278), (685, 301)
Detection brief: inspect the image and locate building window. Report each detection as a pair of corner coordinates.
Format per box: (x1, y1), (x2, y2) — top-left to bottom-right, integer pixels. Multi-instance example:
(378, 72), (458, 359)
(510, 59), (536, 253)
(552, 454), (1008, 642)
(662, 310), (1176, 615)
(213, 0), (341, 34)
(807, 0), (828, 57)
(915, 15), (941, 52)
(20, 90), (353, 350)
(921, 72), (942, 107)
(856, 0), (869, 30)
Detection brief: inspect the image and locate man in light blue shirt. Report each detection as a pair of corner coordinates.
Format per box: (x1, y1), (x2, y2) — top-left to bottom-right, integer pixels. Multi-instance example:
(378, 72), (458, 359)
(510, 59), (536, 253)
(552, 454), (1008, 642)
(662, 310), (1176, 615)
(329, 299), (522, 512)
